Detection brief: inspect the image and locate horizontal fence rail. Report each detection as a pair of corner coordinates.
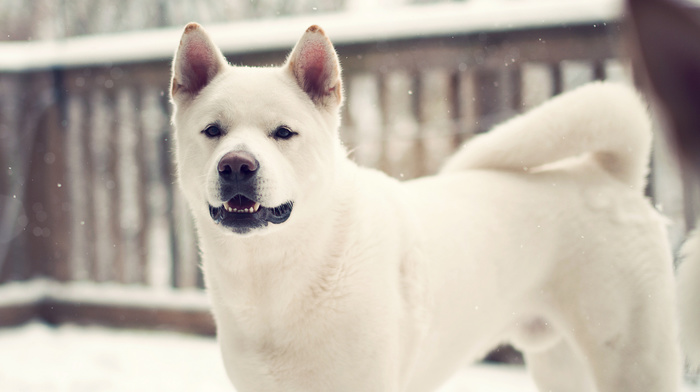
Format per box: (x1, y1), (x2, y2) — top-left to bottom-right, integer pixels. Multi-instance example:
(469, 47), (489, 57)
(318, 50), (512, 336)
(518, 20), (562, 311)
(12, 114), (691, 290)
(0, 14), (695, 332)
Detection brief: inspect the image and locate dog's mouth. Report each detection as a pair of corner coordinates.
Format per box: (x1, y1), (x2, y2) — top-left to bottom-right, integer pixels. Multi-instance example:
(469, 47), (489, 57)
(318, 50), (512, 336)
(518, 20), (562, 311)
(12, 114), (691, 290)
(222, 195), (262, 214)
(209, 194), (293, 234)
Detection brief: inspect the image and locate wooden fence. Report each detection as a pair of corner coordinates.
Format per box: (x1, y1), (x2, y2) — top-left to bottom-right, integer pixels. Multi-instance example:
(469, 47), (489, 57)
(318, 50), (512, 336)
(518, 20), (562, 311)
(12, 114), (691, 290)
(0, 13), (694, 334)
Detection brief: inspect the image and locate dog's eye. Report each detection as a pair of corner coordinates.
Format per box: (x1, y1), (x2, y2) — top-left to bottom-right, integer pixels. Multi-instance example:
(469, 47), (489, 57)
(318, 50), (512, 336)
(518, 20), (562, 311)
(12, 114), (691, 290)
(273, 126), (297, 140)
(202, 125), (222, 138)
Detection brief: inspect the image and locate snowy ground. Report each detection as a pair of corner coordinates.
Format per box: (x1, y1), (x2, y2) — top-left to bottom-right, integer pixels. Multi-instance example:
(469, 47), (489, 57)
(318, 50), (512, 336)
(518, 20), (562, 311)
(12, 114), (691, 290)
(0, 322), (696, 392)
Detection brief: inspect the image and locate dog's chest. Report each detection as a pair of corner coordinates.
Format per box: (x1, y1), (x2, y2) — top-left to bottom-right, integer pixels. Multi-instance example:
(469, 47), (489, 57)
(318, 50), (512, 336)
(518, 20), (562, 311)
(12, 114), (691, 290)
(205, 245), (366, 338)
(208, 254), (395, 390)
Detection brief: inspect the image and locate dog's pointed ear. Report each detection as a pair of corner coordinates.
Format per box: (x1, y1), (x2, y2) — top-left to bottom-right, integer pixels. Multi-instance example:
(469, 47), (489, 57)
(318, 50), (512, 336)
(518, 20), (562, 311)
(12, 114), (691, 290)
(171, 23), (227, 102)
(285, 25), (343, 109)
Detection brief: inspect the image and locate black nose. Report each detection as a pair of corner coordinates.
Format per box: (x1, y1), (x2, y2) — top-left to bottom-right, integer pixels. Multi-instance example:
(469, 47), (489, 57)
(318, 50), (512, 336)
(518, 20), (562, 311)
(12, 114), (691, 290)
(218, 151), (259, 182)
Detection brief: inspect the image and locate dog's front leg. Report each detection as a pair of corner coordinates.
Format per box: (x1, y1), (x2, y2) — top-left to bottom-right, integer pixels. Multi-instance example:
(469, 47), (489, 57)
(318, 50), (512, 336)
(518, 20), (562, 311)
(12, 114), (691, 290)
(211, 289), (406, 392)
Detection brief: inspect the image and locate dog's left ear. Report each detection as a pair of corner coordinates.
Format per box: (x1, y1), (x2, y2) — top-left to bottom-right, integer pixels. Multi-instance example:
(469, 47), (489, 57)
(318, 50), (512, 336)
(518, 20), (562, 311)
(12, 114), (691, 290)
(285, 25), (343, 109)
(171, 23), (227, 103)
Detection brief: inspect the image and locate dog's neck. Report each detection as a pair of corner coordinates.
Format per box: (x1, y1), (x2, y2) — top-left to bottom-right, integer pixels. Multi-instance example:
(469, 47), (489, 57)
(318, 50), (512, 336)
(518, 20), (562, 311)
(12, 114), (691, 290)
(197, 159), (359, 323)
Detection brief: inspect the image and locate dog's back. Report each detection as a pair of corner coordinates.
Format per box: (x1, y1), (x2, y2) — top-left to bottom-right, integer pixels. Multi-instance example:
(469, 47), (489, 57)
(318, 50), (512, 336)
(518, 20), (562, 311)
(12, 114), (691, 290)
(400, 82), (681, 391)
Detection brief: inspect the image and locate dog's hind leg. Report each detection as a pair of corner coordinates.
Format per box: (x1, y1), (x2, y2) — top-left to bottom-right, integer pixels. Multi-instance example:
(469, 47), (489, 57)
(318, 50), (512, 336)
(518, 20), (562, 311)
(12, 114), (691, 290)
(542, 263), (682, 392)
(524, 339), (596, 392)
(522, 295), (681, 392)
(567, 307), (680, 392)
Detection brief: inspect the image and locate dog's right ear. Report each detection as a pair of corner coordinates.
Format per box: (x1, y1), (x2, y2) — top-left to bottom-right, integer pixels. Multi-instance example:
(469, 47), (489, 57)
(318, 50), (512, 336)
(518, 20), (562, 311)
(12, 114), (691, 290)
(170, 23), (227, 103)
(285, 25), (343, 110)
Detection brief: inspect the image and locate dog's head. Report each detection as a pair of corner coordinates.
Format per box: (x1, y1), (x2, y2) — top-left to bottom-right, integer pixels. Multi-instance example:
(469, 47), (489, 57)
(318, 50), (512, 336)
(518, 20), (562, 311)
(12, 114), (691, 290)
(170, 23), (343, 236)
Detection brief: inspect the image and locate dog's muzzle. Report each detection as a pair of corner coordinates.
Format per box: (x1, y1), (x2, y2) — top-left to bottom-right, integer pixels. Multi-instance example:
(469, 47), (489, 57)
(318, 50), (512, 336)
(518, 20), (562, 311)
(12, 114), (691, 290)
(208, 151), (293, 234)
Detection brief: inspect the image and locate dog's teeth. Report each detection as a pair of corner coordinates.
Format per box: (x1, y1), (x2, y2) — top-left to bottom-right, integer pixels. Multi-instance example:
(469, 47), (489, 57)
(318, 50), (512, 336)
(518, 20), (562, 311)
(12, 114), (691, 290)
(222, 202), (259, 214)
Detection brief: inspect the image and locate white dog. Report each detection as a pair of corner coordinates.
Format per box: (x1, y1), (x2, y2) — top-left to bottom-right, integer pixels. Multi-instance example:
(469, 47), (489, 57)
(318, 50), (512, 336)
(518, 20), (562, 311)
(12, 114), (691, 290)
(169, 23), (682, 392)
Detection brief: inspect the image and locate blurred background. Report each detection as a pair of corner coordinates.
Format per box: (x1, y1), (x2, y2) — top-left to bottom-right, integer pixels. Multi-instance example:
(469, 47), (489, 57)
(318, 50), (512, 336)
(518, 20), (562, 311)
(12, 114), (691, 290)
(1, 0), (699, 390)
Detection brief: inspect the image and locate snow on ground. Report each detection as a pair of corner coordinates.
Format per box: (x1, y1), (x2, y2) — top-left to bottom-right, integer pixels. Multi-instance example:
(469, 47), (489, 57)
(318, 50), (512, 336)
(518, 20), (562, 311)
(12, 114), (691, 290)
(0, 322), (532, 392)
(0, 323), (229, 392)
(0, 322), (697, 392)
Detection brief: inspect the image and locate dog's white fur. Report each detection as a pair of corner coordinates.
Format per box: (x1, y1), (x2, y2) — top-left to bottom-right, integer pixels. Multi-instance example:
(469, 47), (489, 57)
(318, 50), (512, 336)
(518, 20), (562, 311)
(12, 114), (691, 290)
(170, 23), (682, 392)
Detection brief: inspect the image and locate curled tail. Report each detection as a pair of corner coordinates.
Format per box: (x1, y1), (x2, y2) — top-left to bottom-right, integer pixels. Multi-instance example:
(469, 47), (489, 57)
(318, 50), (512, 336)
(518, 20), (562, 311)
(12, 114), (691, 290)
(441, 82), (652, 192)
(678, 229), (700, 367)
